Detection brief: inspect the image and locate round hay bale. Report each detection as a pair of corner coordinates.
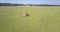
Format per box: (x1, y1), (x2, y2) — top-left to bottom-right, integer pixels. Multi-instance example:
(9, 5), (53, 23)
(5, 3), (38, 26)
(22, 13), (30, 17)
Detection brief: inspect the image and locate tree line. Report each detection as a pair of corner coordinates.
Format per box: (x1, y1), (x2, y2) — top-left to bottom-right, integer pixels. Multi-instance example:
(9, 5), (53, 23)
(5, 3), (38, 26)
(0, 3), (60, 6)
(0, 3), (24, 6)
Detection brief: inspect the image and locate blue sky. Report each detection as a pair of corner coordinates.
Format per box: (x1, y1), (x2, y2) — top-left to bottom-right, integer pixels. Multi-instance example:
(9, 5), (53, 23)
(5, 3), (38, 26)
(0, 0), (60, 4)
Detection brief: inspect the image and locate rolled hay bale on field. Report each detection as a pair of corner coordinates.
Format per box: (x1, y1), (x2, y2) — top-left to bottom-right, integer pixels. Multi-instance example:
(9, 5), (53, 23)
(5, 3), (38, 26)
(22, 12), (30, 17)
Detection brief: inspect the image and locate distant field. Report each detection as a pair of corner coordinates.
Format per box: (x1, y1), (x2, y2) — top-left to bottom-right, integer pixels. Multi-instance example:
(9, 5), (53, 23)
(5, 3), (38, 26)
(0, 6), (60, 32)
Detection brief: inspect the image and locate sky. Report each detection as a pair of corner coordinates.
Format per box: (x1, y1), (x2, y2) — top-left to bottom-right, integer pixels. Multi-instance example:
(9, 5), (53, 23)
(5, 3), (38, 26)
(0, 0), (60, 5)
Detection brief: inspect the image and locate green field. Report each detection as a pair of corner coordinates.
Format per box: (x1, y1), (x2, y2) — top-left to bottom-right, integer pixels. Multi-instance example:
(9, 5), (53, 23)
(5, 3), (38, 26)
(0, 6), (60, 32)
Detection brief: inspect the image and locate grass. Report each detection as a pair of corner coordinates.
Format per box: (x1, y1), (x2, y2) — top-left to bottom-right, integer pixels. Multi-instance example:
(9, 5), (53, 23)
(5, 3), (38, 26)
(0, 6), (60, 32)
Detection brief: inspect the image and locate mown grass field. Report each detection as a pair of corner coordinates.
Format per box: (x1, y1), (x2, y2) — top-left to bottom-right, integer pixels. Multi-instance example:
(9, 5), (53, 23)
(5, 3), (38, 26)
(0, 6), (60, 32)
